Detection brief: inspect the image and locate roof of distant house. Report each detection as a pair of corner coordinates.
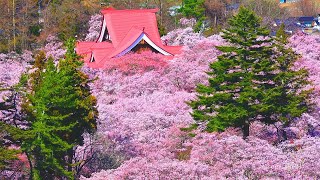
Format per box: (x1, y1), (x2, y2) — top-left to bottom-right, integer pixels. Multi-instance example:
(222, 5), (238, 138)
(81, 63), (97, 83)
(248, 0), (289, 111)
(298, 16), (315, 22)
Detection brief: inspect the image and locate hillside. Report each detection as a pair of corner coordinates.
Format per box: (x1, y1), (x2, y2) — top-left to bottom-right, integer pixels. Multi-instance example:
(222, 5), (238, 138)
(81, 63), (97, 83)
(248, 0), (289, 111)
(1, 2), (320, 179)
(80, 27), (320, 179)
(1, 22), (320, 178)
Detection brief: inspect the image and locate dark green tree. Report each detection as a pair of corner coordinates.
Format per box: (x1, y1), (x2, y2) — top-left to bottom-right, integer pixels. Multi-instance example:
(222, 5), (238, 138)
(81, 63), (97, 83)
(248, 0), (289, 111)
(22, 39), (98, 179)
(180, 0), (206, 32)
(189, 7), (312, 139)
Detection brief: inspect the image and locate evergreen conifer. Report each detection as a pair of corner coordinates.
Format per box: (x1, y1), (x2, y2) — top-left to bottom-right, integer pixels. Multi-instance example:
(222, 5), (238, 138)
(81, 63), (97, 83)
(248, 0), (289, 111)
(189, 7), (312, 139)
(22, 39), (98, 179)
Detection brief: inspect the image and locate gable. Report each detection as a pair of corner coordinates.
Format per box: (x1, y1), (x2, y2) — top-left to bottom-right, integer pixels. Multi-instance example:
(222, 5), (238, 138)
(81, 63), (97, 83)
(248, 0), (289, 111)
(97, 18), (110, 42)
(115, 33), (171, 57)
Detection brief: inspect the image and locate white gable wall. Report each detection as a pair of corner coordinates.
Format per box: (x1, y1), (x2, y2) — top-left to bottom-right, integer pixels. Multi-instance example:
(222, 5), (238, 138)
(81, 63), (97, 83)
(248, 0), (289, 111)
(98, 19), (107, 42)
(116, 33), (171, 57)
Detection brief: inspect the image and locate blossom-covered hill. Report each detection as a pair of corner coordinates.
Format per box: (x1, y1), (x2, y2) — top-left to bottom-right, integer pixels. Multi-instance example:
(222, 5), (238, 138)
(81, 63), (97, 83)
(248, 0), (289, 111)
(1, 20), (320, 179)
(75, 28), (320, 179)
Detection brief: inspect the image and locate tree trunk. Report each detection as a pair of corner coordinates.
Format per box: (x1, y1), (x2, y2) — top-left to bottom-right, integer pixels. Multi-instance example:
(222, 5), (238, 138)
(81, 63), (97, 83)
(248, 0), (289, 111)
(282, 129), (288, 141)
(25, 151), (34, 180)
(7, 0), (11, 52)
(12, 0), (16, 51)
(158, 0), (163, 26)
(242, 122), (250, 139)
(274, 124), (288, 143)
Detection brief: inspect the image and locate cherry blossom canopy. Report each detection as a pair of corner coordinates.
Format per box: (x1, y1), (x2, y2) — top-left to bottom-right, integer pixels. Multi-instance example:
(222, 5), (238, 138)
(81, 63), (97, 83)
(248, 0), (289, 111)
(76, 8), (182, 68)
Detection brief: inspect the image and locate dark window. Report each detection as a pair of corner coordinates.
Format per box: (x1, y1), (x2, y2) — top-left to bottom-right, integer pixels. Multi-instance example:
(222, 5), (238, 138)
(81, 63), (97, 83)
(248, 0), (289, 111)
(102, 28), (111, 42)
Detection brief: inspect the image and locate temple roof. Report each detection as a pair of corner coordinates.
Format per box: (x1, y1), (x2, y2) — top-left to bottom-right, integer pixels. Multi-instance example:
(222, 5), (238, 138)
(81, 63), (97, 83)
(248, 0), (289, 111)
(101, 8), (162, 47)
(76, 8), (182, 69)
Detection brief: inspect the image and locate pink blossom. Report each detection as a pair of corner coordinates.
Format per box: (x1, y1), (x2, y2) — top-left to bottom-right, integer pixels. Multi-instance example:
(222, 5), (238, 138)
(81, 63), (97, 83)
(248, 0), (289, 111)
(179, 18), (197, 27)
(43, 35), (66, 61)
(82, 31), (320, 179)
(85, 14), (103, 41)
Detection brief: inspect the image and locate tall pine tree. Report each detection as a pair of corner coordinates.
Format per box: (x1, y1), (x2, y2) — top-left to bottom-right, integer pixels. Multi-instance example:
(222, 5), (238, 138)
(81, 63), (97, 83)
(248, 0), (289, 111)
(189, 7), (312, 139)
(22, 39), (98, 179)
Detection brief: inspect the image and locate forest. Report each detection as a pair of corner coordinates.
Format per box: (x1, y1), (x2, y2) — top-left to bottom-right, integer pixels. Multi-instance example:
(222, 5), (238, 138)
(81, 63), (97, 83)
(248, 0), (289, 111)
(1, 0), (320, 179)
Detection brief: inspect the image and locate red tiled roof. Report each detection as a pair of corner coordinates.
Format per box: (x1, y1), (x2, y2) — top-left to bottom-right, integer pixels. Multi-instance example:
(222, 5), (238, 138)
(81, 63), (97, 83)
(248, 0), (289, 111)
(76, 8), (182, 69)
(102, 8), (162, 47)
(91, 42), (114, 49)
(101, 8), (158, 15)
(76, 42), (95, 54)
(109, 27), (144, 58)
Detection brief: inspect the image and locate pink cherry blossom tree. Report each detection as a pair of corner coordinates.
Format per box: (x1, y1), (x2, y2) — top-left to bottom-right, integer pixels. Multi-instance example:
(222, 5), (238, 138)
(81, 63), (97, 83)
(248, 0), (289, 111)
(43, 35), (66, 61)
(2, 14), (315, 179)
(85, 14), (103, 41)
(79, 30), (320, 179)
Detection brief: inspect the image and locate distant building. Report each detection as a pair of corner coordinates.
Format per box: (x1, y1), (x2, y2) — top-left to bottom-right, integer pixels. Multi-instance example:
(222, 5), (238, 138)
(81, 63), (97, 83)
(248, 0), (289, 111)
(312, 14), (320, 32)
(279, 0), (298, 3)
(76, 8), (182, 69)
(297, 16), (315, 27)
(273, 17), (300, 34)
(273, 14), (320, 35)
(168, 5), (181, 16)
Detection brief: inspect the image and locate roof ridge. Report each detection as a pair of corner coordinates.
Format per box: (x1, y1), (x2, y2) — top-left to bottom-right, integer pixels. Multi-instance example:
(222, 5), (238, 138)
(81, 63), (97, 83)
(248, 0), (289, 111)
(101, 8), (158, 14)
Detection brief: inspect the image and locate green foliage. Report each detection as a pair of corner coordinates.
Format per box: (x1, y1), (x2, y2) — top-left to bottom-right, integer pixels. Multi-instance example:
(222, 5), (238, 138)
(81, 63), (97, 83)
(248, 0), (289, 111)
(180, 0), (206, 32)
(180, 124), (198, 132)
(29, 51), (46, 91)
(188, 133), (196, 137)
(29, 25), (42, 37)
(189, 7), (312, 138)
(276, 23), (288, 44)
(0, 147), (19, 170)
(22, 38), (98, 179)
(203, 27), (216, 37)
